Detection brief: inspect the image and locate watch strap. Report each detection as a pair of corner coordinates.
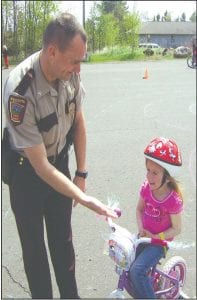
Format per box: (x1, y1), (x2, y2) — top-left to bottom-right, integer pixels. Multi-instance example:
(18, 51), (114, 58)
(75, 170), (88, 179)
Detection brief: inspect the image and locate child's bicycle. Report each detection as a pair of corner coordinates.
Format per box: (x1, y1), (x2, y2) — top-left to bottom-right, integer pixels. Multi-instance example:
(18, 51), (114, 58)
(106, 213), (188, 299)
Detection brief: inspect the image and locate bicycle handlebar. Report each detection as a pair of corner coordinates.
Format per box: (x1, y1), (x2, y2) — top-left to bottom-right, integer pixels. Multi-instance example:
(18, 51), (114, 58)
(135, 236), (168, 247)
(151, 238), (168, 247)
(108, 217), (169, 248)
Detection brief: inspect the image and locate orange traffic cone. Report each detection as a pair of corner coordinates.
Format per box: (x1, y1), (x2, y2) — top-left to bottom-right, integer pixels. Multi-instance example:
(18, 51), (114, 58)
(143, 67), (148, 79)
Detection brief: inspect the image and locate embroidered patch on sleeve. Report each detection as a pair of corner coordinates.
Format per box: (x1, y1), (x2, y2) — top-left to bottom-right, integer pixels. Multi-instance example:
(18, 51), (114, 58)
(8, 95), (27, 126)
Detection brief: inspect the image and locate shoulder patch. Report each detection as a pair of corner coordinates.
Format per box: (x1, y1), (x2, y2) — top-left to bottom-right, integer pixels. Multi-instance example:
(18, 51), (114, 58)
(14, 68), (35, 96)
(8, 95), (27, 126)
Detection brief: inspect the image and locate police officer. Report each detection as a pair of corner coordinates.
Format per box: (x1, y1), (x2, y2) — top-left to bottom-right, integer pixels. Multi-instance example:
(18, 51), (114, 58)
(3, 13), (117, 299)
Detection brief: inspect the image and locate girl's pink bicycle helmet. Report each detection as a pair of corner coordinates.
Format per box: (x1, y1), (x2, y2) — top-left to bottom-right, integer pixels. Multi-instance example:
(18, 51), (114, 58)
(144, 137), (182, 177)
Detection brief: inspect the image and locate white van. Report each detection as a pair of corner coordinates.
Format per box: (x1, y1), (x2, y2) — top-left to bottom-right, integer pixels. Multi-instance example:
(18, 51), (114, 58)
(139, 43), (160, 49)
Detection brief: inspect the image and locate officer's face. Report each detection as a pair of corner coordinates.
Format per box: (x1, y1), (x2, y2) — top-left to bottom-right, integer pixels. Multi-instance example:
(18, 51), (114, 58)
(51, 34), (87, 81)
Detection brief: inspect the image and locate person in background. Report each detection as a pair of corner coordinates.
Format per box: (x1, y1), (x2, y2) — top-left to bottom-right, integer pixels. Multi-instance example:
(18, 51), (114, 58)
(191, 35), (197, 66)
(3, 13), (117, 299)
(2, 45), (9, 69)
(129, 137), (183, 299)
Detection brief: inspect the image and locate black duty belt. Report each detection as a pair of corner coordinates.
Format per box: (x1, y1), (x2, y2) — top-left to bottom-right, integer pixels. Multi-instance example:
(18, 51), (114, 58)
(13, 145), (68, 167)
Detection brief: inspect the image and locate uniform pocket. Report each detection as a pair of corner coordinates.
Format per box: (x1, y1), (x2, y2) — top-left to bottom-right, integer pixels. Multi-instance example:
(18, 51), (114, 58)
(37, 112), (58, 132)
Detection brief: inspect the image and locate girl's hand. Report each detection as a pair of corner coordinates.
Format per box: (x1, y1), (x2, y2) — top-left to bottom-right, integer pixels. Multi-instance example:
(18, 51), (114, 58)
(138, 226), (146, 237)
(143, 229), (154, 238)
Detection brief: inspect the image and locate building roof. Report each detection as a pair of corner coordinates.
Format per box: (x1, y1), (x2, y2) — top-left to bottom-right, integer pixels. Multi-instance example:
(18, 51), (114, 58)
(139, 22), (196, 35)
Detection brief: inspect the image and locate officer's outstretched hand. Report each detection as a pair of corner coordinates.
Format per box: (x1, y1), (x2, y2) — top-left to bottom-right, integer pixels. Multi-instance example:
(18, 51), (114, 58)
(81, 195), (118, 219)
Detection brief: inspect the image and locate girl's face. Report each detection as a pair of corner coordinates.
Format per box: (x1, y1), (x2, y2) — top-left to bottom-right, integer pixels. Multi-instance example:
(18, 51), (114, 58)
(146, 159), (165, 191)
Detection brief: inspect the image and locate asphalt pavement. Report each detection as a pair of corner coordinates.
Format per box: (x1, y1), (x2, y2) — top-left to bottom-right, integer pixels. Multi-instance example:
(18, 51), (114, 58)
(2, 59), (196, 299)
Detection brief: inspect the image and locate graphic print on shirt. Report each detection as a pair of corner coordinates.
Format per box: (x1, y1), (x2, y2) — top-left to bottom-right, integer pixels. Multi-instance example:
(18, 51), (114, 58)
(144, 202), (166, 222)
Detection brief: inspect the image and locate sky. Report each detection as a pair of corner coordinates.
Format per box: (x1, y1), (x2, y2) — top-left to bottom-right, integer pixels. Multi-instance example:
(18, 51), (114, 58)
(57, 1), (196, 23)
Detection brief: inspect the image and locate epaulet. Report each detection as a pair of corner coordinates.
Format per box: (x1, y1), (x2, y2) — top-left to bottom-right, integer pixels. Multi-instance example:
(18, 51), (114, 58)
(14, 68), (35, 96)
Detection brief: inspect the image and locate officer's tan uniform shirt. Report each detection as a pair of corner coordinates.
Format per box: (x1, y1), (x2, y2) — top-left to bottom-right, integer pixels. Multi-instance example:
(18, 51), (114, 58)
(4, 51), (85, 158)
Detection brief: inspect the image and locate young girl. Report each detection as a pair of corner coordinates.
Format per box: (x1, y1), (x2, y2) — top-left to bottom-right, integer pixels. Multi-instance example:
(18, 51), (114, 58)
(129, 137), (183, 299)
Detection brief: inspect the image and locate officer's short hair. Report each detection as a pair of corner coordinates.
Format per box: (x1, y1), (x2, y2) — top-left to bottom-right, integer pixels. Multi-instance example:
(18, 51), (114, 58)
(43, 12), (87, 51)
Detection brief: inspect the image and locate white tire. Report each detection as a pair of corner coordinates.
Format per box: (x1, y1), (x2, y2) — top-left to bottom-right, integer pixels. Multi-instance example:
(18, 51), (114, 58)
(161, 256), (186, 299)
(108, 289), (125, 298)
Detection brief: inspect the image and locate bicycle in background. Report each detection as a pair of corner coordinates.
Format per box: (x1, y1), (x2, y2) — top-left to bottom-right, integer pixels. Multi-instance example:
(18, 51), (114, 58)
(187, 53), (197, 69)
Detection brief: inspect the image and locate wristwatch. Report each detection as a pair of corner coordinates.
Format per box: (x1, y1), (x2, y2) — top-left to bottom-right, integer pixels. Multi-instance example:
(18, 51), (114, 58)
(75, 170), (88, 179)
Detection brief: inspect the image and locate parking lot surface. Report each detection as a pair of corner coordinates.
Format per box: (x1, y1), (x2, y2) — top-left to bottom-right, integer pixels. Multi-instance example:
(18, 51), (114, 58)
(2, 59), (196, 299)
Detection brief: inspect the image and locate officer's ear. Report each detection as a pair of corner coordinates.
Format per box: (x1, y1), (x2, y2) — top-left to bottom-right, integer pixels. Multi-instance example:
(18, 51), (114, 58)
(47, 43), (58, 60)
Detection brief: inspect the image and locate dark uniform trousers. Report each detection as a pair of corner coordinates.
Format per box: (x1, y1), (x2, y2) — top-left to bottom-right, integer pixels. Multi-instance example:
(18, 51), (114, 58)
(8, 150), (80, 299)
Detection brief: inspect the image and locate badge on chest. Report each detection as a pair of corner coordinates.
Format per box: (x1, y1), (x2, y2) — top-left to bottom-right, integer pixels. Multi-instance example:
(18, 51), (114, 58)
(65, 101), (76, 120)
(65, 83), (76, 119)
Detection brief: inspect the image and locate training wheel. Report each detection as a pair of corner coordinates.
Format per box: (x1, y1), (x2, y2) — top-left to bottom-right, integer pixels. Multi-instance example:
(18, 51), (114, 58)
(108, 289), (125, 298)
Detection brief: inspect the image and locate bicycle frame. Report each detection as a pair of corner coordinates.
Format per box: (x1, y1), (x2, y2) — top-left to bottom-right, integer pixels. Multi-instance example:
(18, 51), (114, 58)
(153, 268), (181, 298)
(114, 263), (181, 298)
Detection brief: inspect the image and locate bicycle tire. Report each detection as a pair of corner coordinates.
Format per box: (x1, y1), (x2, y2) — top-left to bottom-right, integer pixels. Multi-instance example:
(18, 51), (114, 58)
(187, 56), (196, 69)
(161, 256), (186, 299)
(108, 289), (125, 298)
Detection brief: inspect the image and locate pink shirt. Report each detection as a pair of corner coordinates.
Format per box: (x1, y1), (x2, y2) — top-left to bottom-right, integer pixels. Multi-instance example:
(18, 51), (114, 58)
(140, 181), (183, 238)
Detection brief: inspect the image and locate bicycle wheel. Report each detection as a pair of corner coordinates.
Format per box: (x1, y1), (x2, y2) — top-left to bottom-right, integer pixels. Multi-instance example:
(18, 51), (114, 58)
(161, 256), (186, 299)
(187, 56), (196, 69)
(108, 289), (125, 298)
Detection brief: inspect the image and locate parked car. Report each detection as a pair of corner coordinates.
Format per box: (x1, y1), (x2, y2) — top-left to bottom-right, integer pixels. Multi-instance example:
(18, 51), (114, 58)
(139, 43), (160, 49)
(139, 43), (162, 56)
(174, 46), (191, 58)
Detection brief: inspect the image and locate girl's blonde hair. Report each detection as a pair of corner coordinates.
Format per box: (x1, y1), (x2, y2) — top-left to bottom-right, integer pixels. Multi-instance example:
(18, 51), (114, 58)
(165, 171), (183, 201)
(145, 158), (183, 201)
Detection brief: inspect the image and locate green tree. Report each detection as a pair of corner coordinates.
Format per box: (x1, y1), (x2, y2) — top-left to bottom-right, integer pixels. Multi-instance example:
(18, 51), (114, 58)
(24, 1), (56, 56)
(85, 1), (140, 53)
(97, 0), (128, 20)
(156, 14), (161, 21)
(85, 1), (100, 52)
(13, 1), (18, 56)
(2, 0), (57, 62)
(2, 1), (13, 49)
(95, 13), (118, 50)
(189, 11), (196, 22)
(163, 10), (171, 21)
(180, 12), (186, 22)
(124, 13), (140, 52)
(103, 14), (118, 48)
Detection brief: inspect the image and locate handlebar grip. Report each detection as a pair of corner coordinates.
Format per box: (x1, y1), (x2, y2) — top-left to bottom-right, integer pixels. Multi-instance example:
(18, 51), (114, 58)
(114, 208), (122, 217)
(151, 238), (168, 247)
